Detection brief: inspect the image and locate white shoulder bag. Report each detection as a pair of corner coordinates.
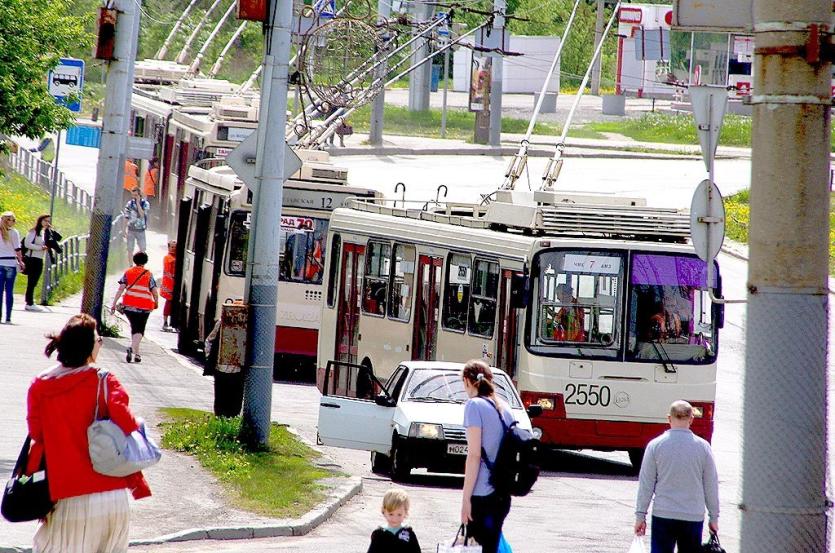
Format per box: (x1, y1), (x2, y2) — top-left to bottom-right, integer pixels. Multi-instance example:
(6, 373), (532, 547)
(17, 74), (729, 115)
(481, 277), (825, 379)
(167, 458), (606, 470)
(87, 370), (161, 477)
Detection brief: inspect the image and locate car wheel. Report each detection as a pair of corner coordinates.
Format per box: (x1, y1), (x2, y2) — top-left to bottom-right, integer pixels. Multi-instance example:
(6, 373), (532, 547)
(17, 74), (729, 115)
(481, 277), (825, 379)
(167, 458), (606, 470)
(371, 451), (390, 475)
(390, 438), (411, 482)
(628, 448), (645, 473)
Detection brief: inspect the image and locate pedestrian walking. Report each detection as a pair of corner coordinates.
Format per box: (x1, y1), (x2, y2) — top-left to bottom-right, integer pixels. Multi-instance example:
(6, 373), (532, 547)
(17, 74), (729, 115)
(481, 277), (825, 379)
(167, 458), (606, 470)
(460, 359), (514, 553)
(160, 240), (176, 331)
(110, 252), (159, 363)
(0, 211), (25, 324)
(123, 187), (150, 259)
(26, 313), (151, 552)
(22, 214), (62, 312)
(634, 400), (720, 553)
(367, 488), (421, 553)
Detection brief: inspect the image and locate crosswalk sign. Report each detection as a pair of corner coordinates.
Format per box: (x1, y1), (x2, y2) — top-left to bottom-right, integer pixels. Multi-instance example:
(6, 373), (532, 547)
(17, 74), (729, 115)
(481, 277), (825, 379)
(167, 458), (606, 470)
(313, 0), (335, 19)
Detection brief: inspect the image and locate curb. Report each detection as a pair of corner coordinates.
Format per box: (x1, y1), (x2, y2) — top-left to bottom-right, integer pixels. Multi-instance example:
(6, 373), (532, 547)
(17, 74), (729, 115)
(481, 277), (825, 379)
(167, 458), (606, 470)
(0, 477), (363, 553)
(129, 476), (362, 546)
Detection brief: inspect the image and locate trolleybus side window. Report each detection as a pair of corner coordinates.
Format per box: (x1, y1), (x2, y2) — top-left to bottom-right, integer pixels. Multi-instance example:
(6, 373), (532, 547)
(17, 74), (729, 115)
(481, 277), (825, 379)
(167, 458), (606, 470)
(443, 253), (471, 332)
(279, 216), (328, 284)
(626, 253), (717, 364)
(530, 250), (624, 353)
(326, 234), (341, 308)
(362, 241), (390, 316)
(186, 190), (203, 252)
(468, 258), (499, 338)
(225, 210), (250, 276)
(388, 244), (415, 322)
(205, 197), (220, 262)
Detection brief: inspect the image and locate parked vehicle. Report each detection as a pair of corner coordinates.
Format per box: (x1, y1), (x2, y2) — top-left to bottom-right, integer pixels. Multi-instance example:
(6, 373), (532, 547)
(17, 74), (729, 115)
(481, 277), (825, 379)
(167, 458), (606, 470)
(317, 360), (540, 481)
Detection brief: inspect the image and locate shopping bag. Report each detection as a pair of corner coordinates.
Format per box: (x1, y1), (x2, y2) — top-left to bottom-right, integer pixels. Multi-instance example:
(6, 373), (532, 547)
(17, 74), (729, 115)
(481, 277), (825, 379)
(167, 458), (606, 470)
(437, 525), (482, 553)
(701, 532), (726, 553)
(1, 436), (54, 522)
(627, 536), (647, 553)
(498, 532), (512, 553)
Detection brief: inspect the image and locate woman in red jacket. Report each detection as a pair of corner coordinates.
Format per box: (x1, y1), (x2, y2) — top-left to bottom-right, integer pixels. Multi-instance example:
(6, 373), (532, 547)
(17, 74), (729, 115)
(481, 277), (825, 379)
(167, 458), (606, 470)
(26, 313), (151, 553)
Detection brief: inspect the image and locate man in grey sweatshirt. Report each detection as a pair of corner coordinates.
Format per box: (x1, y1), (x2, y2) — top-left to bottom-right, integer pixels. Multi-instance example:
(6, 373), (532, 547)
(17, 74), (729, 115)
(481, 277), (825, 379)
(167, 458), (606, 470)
(634, 400), (720, 553)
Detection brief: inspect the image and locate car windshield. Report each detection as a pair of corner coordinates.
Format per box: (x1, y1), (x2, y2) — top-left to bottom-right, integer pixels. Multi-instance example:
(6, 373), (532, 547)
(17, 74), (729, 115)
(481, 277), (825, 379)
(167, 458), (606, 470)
(403, 369), (522, 408)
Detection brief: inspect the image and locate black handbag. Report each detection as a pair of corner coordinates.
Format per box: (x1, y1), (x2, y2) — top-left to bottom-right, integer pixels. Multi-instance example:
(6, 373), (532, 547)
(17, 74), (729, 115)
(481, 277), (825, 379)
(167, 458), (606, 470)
(701, 532), (726, 553)
(1, 436), (54, 522)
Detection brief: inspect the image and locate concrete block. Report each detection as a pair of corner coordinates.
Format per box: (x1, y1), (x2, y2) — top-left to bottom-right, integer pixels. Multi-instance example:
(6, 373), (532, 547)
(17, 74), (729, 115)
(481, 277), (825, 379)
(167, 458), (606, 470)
(602, 94), (626, 116)
(533, 92), (558, 114)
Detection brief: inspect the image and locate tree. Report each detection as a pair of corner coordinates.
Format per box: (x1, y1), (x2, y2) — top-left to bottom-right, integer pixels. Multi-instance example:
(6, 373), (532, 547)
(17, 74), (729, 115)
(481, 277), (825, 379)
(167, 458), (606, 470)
(0, 0), (91, 140)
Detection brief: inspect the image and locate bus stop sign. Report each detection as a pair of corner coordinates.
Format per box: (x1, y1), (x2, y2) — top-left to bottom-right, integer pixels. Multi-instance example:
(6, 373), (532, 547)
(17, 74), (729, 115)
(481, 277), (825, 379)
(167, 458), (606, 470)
(48, 58), (84, 113)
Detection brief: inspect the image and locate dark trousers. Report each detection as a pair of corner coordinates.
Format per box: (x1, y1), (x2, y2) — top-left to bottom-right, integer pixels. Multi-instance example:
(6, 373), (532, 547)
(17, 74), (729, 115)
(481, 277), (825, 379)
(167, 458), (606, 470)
(24, 257), (43, 305)
(467, 492), (511, 553)
(651, 516), (704, 553)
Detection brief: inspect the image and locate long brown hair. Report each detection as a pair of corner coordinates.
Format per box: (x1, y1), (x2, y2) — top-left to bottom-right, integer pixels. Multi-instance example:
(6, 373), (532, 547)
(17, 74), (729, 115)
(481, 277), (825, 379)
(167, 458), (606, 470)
(463, 359), (495, 397)
(31, 214), (50, 235)
(45, 313), (97, 368)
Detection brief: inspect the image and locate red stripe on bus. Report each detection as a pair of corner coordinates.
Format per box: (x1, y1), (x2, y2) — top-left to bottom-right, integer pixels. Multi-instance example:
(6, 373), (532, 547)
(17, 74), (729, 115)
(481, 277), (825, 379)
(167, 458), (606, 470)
(275, 326), (318, 356)
(533, 417), (714, 449)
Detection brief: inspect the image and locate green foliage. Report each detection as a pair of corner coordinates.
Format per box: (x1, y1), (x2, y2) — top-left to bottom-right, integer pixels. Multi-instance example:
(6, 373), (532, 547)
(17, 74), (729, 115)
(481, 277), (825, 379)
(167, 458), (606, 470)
(159, 408), (332, 517)
(0, 0), (91, 138)
(584, 113), (754, 147)
(0, 172), (90, 236)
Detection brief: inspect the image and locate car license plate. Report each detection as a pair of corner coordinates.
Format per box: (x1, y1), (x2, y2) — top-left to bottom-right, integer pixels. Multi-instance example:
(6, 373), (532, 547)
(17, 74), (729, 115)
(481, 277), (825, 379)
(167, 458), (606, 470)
(447, 443), (468, 455)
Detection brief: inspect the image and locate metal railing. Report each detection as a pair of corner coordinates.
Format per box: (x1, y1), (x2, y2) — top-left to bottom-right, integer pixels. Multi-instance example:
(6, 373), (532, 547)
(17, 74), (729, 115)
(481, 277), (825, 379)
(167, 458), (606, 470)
(41, 234), (90, 302)
(6, 143), (93, 214)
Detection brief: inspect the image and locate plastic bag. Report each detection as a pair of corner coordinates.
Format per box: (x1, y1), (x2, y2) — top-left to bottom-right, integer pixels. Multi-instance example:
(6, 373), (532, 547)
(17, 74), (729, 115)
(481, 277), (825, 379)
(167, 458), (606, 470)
(498, 533), (512, 553)
(628, 536), (647, 553)
(437, 525), (482, 553)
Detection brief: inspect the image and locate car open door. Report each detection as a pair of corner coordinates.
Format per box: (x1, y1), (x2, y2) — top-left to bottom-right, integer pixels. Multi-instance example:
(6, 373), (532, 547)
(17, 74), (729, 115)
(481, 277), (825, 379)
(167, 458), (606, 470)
(318, 361), (393, 453)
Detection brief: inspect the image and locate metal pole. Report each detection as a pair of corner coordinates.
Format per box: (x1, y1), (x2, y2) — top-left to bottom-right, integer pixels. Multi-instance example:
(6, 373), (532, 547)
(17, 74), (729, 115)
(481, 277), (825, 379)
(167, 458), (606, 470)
(209, 21), (248, 78)
(41, 130), (62, 305)
(590, 0), (605, 95)
(368, 0), (392, 145)
(241, 0), (292, 448)
(741, 1), (831, 552)
(156, 0), (203, 60)
(81, 0), (141, 326)
(408, 2), (432, 111)
(188, 0), (238, 76)
(440, 46), (450, 138)
(488, 0), (505, 146)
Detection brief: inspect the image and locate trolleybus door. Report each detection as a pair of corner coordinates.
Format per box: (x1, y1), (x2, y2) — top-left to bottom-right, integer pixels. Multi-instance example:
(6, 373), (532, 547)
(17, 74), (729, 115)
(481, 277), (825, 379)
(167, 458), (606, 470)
(496, 269), (519, 378)
(412, 255), (443, 360)
(336, 243), (365, 366)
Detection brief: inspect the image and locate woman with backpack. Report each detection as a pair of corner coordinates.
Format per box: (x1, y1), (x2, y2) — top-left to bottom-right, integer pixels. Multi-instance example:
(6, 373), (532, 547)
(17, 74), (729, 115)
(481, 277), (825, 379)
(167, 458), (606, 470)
(460, 359), (515, 553)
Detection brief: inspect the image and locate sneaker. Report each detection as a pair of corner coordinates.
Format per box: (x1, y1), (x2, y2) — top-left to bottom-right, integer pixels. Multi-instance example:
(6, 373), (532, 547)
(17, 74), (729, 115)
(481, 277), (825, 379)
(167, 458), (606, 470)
(25, 305), (44, 312)
(126, 347), (133, 363)
(134, 354), (142, 363)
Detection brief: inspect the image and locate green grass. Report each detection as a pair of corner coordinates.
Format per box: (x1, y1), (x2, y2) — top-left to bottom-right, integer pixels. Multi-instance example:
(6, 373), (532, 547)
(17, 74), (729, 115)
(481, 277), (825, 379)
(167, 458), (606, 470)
(159, 408), (333, 518)
(725, 190), (835, 273)
(349, 104), (560, 140)
(0, 172), (90, 237)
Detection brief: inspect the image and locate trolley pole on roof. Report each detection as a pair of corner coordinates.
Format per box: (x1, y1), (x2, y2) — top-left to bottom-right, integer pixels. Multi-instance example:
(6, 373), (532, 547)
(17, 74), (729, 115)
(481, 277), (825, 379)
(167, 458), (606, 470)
(368, 0), (391, 144)
(240, 0), (292, 448)
(81, 0), (141, 327)
(741, 0), (831, 551)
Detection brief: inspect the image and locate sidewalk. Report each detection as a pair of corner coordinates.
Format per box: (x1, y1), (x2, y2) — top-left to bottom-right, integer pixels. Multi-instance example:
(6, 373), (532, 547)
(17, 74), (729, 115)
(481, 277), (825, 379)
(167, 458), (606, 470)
(0, 248), (360, 552)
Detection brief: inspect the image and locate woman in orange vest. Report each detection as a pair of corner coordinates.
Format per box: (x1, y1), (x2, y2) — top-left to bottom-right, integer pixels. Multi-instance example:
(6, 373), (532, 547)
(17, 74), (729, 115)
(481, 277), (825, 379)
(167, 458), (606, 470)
(109, 251), (159, 363)
(160, 240), (176, 331)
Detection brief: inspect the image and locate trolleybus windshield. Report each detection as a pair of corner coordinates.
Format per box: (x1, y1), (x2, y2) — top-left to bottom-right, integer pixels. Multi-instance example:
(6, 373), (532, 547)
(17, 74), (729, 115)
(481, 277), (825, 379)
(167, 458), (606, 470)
(626, 253), (717, 364)
(225, 210), (329, 285)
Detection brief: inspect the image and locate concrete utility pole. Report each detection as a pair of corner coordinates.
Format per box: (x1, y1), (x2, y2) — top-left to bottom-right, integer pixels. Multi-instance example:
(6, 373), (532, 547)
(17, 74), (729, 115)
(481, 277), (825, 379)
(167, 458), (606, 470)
(741, 1), (831, 551)
(408, 2), (433, 111)
(81, 0), (141, 325)
(368, 0), (392, 144)
(487, 0), (505, 146)
(590, 0), (605, 95)
(240, 0), (292, 447)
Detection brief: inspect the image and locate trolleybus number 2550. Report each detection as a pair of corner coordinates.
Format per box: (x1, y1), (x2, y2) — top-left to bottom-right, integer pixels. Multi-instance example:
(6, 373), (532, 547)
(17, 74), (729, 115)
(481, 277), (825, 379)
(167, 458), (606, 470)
(564, 383), (612, 407)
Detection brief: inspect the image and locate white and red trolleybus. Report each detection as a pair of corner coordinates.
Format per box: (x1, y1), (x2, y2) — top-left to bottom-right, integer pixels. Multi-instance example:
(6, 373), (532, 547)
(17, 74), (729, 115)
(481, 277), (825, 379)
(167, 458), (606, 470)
(316, 191), (724, 468)
(175, 151), (381, 380)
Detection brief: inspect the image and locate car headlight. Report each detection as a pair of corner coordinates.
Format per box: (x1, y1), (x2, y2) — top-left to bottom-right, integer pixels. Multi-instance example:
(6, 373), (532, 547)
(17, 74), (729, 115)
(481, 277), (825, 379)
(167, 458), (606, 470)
(409, 423), (444, 439)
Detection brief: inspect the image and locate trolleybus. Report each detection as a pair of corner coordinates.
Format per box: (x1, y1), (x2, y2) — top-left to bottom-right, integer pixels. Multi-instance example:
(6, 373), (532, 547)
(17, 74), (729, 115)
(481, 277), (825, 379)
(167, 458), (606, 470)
(175, 152), (382, 380)
(316, 191), (724, 468)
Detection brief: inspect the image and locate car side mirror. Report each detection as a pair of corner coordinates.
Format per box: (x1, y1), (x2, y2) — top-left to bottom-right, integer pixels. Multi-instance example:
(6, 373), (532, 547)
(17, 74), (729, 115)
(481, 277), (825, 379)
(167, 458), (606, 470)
(374, 393), (395, 407)
(526, 404), (543, 418)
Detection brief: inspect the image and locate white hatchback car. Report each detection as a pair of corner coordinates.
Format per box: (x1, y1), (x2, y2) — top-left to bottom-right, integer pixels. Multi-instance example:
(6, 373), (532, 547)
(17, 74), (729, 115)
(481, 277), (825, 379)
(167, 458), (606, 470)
(317, 360), (538, 481)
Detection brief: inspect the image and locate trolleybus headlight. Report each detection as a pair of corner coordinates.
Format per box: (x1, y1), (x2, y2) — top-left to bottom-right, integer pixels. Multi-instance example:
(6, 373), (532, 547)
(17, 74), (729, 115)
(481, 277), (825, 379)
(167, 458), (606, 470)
(532, 427), (543, 440)
(691, 406), (704, 418)
(537, 398), (555, 411)
(409, 423), (444, 439)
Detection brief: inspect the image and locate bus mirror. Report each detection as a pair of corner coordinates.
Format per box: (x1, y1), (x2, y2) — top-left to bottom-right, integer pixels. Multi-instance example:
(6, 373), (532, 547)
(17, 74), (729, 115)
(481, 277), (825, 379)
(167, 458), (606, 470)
(510, 273), (528, 309)
(713, 301), (725, 329)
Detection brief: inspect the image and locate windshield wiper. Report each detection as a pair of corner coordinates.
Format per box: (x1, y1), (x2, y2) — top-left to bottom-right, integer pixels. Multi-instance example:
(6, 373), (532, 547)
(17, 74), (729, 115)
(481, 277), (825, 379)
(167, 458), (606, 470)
(408, 397), (456, 403)
(651, 340), (677, 374)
